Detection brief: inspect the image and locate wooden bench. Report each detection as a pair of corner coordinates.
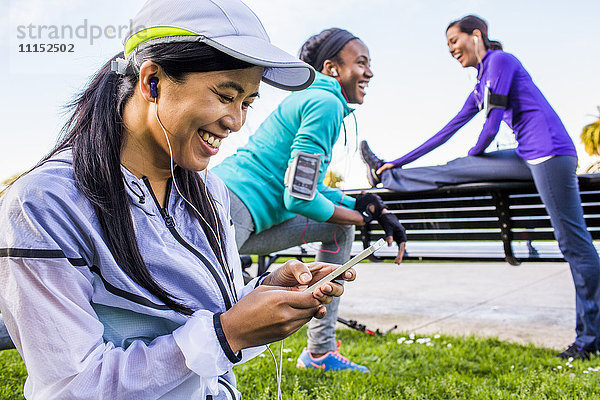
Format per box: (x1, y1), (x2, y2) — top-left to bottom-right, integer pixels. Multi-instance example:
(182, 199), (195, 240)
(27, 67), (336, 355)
(252, 174), (600, 274)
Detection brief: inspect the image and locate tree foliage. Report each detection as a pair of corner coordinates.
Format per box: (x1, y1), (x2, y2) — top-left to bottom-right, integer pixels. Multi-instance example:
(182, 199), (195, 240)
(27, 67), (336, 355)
(323, 169), (344, 188)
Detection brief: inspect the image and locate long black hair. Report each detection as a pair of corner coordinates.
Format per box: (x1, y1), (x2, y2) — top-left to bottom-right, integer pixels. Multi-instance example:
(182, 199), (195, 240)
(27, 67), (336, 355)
(44, 43), (253, 315)
(447, 15), (503, 51)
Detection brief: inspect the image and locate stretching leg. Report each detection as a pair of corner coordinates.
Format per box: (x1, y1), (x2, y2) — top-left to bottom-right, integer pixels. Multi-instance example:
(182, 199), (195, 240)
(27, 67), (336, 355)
(381, 150), (532, 192)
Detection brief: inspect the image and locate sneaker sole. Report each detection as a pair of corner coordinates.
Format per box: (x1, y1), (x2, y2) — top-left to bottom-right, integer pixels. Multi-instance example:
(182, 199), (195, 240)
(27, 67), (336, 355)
(366, 168), (380, 187)
(359, 143), (382, 187)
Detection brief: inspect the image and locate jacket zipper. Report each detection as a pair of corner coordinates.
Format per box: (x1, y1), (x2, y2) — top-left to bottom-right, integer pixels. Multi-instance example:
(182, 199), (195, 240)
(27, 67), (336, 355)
(142, 177), (233, 310)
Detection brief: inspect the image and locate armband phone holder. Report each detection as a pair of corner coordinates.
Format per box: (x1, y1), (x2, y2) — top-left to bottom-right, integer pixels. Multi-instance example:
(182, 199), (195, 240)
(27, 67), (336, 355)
(484, 81), (508, 117)
(284, 152), (320, 201)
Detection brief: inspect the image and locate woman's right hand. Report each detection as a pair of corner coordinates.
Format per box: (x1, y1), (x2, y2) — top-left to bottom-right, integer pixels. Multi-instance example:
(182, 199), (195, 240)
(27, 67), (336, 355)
(376, 162), (396, 175)
(219, 286), (323, 353)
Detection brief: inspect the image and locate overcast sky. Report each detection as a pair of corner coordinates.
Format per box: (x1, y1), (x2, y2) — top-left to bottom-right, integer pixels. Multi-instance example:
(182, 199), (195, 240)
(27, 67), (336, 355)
(2, 0), (599, 188)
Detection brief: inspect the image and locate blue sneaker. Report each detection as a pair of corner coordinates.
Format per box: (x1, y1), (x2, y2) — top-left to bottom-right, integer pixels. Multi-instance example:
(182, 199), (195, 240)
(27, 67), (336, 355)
(296, 341), (370, 373)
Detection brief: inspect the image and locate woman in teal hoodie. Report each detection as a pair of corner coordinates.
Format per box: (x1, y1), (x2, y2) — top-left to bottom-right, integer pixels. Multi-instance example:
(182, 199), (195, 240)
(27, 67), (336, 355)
(213, 28), (406, 372)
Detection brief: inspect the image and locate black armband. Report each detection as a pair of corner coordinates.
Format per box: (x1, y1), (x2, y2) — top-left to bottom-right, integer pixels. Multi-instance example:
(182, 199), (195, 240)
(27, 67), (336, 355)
(484, 84), (508, 117)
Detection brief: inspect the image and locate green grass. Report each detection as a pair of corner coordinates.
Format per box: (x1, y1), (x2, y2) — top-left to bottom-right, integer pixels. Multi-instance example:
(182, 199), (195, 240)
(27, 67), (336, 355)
(2, 328), (600, 399)
(236, 328), (600, 400)
(0, 350), (27, 399)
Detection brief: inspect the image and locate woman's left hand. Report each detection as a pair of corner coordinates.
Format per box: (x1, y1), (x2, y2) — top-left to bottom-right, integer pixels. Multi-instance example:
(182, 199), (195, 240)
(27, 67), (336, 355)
(262, 260), (355, 302)
(376, 162), (395, 175)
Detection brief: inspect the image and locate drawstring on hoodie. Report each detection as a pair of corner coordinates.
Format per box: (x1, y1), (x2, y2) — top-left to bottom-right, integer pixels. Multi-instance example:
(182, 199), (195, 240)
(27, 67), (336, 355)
(125, 179), (146, 204)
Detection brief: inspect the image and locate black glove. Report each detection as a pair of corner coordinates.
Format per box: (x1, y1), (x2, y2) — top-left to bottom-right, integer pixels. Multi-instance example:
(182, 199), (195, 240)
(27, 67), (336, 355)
(377, 213), (407, 245)
(354, 193), (386, 223)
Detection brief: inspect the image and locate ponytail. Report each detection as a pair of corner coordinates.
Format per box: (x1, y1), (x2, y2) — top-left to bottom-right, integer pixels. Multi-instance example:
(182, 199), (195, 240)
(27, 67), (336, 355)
(488, 40), (503, 51)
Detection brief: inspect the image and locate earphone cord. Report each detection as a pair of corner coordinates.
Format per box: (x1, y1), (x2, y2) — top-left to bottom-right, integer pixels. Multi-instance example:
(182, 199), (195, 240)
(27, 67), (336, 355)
(266, 340), (284, 400)
(473, 38), (484, 110)
(154, 99), (238, 302)
(334, 75), (350, 103)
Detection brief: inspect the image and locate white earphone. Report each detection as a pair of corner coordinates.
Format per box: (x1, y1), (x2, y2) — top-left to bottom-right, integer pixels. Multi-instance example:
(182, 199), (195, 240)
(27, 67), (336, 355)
(331, 67), (338, 77)
(473, 35), (479, 47)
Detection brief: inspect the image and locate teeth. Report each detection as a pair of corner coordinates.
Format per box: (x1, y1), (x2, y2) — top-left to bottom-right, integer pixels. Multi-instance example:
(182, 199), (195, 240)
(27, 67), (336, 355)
(199, 130), (223, 148)
(454, 53), (462, 59)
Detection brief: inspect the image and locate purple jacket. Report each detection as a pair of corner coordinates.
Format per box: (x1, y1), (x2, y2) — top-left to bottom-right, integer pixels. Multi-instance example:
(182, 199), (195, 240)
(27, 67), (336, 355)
(391, 50), (576, 167)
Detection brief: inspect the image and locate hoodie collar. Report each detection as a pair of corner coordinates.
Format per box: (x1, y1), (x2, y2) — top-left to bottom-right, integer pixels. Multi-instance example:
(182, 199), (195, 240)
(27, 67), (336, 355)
(306, 72), (354, 116)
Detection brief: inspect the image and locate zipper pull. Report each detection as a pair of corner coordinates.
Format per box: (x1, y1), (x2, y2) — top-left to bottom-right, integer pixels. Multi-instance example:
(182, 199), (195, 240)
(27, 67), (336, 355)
(164, 214), (175, 228)
(158, 207), (175, 228)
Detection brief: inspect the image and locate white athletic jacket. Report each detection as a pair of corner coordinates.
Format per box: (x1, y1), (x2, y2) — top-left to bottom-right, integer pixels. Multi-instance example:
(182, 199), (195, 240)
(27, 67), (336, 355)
(0, 150), (264, 399)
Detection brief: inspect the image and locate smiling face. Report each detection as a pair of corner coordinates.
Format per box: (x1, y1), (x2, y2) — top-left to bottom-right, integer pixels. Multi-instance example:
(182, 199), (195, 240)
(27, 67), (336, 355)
(446, 25), (483, 68)
(330, 39), (373, 104)
(127, 66), (263, 175)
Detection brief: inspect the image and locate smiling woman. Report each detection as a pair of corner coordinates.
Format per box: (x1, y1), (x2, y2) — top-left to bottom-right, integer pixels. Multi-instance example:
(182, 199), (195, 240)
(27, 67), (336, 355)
(120, 59), (264, 197)
(360, 14), (600, 362)
(0, 1), (363, 399)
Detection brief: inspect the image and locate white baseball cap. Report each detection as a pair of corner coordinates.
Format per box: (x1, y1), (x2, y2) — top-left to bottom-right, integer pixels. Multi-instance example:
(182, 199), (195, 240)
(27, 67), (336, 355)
(119, 0), (315, 91)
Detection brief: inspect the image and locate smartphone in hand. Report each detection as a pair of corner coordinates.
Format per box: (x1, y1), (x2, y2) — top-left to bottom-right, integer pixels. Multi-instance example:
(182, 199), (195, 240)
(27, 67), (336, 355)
(304, 238), (385, 294)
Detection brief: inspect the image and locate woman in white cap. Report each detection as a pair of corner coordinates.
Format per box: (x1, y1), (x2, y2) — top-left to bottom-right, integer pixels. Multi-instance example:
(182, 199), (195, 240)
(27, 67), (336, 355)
(0, 0), (356, 398)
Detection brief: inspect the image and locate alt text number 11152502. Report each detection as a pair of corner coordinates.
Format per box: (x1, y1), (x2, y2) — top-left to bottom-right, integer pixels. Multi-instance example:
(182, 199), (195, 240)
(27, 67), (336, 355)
(18, 43), (75, 53)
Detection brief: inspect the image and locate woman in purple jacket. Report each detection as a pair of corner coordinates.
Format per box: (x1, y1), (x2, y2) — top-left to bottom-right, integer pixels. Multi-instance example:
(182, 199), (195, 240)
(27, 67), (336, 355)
(361, 15), (600, 360)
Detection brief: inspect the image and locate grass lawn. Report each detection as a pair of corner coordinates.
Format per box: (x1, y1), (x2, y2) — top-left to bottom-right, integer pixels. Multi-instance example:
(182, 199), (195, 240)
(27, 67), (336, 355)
(2, 328), (600, 399)
(0, 349), (27, 399)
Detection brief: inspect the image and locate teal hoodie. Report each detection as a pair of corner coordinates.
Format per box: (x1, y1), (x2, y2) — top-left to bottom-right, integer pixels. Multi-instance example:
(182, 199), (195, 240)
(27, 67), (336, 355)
(212, 72), (356, 233)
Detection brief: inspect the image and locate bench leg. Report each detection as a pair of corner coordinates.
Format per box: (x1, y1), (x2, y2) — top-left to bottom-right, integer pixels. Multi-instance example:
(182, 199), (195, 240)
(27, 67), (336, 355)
(257, 254), (282, 276)
(527, 240), (540, 258)
(361, 225), (382, 262)
(257, 255), (267, 276)
(492, 191), (520, 266)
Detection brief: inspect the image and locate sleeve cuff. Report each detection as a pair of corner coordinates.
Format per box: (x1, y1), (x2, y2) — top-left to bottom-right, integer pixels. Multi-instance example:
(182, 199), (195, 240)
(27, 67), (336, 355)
(255, 271), (270, 288)
(213, 313), (242, 364)
(172, 310), (234, 378)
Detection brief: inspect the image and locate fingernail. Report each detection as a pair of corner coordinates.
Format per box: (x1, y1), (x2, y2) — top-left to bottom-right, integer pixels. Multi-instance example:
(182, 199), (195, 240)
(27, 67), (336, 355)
(344, 271), (352, 279)
(322, 283), (332, 293)
(300, 272), (311, 283)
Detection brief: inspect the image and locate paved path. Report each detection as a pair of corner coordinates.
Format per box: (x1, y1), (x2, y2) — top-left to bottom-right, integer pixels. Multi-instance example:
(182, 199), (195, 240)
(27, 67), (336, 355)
(337, 261), (575, 350)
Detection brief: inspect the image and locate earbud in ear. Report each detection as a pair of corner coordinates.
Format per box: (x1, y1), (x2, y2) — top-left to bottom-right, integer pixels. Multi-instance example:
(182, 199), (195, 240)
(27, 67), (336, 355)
(149, 77), (159, 99)
(331, 68), (338, 77)
(473, 36), (479, 47)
